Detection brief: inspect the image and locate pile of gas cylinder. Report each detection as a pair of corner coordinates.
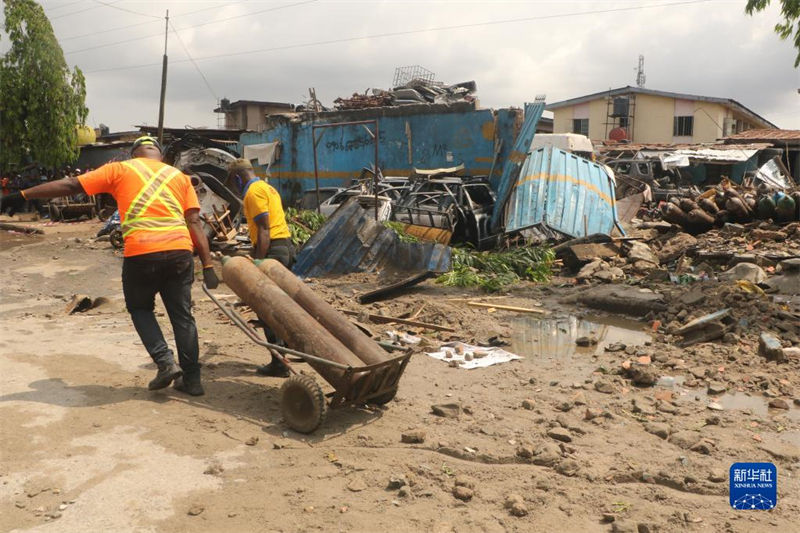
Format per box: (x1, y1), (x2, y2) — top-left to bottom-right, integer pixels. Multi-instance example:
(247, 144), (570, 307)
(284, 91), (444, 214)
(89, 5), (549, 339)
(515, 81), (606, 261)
(660, 180), (800, 234)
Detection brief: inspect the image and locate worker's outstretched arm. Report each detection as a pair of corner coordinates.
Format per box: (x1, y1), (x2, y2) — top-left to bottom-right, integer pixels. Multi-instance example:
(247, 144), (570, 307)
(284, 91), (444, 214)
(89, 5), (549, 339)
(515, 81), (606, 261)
(254, 213), (271, 260)
(185, 208), (219, 288)
(20, 177), (85, 199)
(1, 177), (86, 215)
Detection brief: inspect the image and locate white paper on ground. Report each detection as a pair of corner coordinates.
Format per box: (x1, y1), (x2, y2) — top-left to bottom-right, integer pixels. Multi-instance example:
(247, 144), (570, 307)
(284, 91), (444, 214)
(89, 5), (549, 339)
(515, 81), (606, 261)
(425, 342), (522, 369)
(386, 330), (422, 345)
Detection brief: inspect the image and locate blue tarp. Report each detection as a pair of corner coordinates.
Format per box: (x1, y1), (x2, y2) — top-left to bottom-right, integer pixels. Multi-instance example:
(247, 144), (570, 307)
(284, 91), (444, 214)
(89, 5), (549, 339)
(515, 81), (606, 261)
(292, 200), (452, 278)
(503, 146), (620, 238)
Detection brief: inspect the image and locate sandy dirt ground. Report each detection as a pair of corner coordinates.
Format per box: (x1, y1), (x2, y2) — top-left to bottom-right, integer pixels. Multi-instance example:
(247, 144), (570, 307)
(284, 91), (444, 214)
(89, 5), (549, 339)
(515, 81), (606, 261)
(1, 219), (799, 533)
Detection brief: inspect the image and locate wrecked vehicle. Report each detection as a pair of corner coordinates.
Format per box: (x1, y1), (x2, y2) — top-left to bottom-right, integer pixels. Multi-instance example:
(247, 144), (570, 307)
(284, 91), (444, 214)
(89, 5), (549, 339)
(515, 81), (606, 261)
(165, 135), (242, 245)
(300, 168), (410, 218)
(392, 174), (496, 247)
(605, 158), (690, 201)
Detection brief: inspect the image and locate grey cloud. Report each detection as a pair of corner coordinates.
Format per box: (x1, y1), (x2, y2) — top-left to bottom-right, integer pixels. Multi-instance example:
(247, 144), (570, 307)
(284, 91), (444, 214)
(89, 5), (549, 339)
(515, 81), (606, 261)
(25, 0), (799, 130)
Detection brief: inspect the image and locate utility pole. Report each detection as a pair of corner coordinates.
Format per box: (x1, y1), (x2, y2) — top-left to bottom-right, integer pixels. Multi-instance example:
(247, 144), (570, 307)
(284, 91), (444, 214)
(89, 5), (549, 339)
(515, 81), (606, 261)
(156, 10), (169, 144)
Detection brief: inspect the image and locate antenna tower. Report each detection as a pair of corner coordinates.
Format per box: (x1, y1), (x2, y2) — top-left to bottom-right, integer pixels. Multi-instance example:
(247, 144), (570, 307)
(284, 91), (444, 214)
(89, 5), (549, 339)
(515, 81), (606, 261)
(635, 55), (646, 88)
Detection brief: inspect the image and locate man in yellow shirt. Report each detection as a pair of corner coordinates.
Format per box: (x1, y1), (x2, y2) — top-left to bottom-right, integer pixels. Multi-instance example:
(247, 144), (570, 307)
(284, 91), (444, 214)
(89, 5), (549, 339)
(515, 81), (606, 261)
(228, 158), (293, 377)
(228, 159), (293, 266)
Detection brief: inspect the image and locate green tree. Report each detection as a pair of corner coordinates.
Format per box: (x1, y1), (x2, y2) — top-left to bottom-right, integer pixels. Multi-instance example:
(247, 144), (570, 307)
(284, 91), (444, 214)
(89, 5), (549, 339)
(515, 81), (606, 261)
(746, 0), (800, 67)
(0, 0), (88, 172)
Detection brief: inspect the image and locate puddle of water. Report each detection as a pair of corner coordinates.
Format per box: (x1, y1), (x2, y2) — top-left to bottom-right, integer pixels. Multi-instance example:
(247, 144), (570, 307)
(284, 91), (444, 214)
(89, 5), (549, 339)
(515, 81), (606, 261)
(510, 314), (652, 359)
(658, 375), (800, 422)
(0, 230), (41, 251)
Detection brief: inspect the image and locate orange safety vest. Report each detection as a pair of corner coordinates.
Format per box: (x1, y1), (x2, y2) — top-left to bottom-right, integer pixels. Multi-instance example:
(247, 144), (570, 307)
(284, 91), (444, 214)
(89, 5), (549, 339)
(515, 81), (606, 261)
(120, 159), (188, 238)
(78, 158), (199, 257)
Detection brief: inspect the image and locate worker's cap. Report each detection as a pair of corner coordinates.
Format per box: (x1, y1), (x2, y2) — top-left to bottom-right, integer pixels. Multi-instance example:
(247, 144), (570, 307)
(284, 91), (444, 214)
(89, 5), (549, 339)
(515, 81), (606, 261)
(228, 158), (253, 175)
(130, 136), (162, 155)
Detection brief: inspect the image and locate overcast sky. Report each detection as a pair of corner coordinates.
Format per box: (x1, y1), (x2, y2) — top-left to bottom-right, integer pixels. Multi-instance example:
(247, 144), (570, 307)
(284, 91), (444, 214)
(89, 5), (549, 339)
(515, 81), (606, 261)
(4, 0), (800, 131)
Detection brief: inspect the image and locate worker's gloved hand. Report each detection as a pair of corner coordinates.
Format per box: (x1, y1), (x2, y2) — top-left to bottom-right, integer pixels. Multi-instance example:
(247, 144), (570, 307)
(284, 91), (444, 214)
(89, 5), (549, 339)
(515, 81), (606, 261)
(0, 192), (25, 216)
(203, 265), (219, 289)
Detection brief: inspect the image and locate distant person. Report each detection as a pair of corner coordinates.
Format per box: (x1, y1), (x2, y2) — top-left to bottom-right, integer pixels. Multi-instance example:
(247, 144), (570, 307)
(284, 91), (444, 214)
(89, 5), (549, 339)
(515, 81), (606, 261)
(227, 158), (294, 377)
(0, 136), (220, 396)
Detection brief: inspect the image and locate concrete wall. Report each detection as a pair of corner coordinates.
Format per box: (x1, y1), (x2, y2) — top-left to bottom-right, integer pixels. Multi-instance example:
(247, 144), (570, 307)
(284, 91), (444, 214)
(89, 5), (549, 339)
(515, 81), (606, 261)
(692, 101), (725, 142)
(224, 105), (294, 130)
(239, 102), (524, 205)
(633, 94), (673, 143)
(552, 95), (747, 144)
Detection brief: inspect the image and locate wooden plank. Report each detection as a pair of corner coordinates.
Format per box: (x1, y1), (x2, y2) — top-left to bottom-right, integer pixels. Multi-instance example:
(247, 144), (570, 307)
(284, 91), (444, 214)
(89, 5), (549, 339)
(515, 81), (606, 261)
(341, 310), (455, 332)
(466, 301), (548, 314)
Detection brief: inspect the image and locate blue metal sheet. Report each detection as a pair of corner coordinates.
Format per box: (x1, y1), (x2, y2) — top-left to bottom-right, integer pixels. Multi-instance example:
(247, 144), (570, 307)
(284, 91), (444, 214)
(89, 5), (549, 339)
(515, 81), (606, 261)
(504, 146), (620, 238)
(239, 103), (522, 206)
(292, 200), (452, 278)
(490, 101), (545, 229)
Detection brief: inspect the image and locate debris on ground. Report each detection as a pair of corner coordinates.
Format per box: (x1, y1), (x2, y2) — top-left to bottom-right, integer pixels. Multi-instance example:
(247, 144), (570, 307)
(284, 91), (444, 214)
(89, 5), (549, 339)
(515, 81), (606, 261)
(425, 342), (522, 369)
(64, 294), (108, 314)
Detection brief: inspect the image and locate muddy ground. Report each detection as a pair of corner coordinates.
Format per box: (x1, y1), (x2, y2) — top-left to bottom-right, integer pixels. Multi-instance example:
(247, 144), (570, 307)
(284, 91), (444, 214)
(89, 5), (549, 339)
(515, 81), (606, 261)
(1, 219), (798, 533)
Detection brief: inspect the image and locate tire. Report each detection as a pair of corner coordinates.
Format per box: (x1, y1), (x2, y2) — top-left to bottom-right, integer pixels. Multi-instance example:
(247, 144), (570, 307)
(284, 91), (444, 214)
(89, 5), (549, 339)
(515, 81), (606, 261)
(280, 374), (327, 434)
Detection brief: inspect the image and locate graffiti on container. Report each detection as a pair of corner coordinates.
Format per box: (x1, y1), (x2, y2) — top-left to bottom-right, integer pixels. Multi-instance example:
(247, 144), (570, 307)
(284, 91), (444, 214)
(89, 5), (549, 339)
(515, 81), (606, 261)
(325, 132), (386, 153)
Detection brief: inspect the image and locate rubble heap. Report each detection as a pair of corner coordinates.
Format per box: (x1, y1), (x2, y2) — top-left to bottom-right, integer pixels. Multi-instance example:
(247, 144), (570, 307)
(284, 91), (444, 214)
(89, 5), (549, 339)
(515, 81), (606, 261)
(334, 80), (477, 110)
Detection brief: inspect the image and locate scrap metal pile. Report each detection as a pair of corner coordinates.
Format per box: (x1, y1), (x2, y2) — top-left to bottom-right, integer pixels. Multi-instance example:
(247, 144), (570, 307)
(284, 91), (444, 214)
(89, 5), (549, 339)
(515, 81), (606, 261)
(659, 178), (800, 234)
(334, 80), (477, 110)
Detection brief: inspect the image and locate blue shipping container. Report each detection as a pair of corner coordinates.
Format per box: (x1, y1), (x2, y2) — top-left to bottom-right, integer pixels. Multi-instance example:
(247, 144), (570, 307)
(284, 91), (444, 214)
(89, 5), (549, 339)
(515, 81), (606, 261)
(239, 102), (522, 206)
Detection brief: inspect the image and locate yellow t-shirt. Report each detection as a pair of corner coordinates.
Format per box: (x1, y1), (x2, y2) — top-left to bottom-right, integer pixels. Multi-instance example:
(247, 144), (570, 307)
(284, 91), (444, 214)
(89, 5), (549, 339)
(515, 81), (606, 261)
(243, 179), (291, 245)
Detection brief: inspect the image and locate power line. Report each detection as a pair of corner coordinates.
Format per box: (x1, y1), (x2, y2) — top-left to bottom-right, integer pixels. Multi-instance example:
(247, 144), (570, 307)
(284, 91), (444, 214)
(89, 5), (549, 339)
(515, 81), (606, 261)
(169, 20), (218, 101)
(64, 0), (318, 55)
(50, 0), (123, 20)
(83, 0), (712, 74)
(60, 1), (244, 42)
(90, 0), (161, 19)
(44, 0), (85, 13)
(60, 19), (156, 42)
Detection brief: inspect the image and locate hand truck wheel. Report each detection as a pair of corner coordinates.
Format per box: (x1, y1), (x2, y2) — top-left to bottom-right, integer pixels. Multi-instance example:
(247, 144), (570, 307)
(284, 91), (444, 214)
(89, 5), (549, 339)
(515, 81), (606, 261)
(280, 374), (327, 434)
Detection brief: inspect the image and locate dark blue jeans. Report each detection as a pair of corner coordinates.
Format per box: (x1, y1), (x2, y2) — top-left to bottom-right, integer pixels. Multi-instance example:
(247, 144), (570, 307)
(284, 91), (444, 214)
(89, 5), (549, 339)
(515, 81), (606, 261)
(122, 250), (200, 375)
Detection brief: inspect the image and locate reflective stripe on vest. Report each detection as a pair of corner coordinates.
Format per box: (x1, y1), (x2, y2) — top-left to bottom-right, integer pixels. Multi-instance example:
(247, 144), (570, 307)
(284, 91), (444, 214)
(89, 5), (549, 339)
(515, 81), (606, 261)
(120, 159), (187, 237)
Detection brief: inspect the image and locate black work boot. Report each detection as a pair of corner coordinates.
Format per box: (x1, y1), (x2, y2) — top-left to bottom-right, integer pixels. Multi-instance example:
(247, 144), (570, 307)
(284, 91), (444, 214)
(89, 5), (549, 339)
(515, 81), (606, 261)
(173, 372), (204, 396)
(256, 357), (290, 378)
(148, 362), (182, 390)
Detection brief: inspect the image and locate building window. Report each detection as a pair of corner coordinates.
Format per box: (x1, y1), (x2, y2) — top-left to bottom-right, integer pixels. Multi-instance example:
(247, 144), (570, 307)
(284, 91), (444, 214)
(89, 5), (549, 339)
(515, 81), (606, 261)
(673, 116), (693, 136)
(572, 118), (589, 136)
(619, 116), (629, 128)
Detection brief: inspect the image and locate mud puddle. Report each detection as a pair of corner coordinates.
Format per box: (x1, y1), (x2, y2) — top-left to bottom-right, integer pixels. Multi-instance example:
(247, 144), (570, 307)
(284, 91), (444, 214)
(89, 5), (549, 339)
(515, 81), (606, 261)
(0, 230), (42, 251)
(657, 375), (800, 422)
(510, 314), (652, 358)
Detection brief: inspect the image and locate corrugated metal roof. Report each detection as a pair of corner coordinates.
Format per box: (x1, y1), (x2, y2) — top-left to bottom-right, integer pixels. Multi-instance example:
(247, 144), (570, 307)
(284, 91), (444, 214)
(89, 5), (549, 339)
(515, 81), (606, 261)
(292, 200), (451, 278)
(597, 142), (772, 152)
(504, 146), (619, 238)
(724, 129), (800, 143)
